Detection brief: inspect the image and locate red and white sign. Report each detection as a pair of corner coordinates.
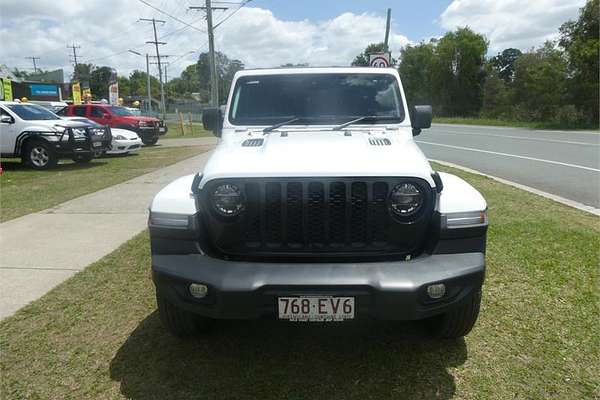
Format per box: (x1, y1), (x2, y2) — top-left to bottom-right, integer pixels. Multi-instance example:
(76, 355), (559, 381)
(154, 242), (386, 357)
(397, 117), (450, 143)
(369, 53), (391, 68)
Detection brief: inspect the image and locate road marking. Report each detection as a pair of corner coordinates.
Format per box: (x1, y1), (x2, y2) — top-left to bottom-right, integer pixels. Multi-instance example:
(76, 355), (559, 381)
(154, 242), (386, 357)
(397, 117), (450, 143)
(433, 123), (600, 136)
(416, 140), (600, 172)
(430, 159), (600, 217)
(430, 130), (599, 146)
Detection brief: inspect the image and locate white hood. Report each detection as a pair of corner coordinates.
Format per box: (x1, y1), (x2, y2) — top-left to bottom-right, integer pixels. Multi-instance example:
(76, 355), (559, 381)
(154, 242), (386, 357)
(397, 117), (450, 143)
(110, 127), (140, 139)
(199, 128), (435, 188)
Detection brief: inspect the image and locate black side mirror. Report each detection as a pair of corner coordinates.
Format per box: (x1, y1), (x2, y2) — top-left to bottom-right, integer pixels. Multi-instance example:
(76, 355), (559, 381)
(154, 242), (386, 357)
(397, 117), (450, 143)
(411, 105), (432, 136)
(202, 107), (222, 137)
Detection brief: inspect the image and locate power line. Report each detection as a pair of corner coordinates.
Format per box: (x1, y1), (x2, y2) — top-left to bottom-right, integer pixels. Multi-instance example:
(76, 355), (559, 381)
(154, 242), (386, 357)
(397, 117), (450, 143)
(25, 57), (40, 73)
(213, 0), (252, 29)
(140, 18), (167, 117)
(137, 0), (205, 32)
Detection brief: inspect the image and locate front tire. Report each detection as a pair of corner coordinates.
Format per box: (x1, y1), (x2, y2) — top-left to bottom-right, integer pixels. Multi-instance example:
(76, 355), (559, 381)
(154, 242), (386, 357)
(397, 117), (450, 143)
(72, 153), (94, 163)
(156, 291), (212, 337)
(26, 141), (58, 170)
(142, 136), (159, 146)
(428, 290), (482, 339)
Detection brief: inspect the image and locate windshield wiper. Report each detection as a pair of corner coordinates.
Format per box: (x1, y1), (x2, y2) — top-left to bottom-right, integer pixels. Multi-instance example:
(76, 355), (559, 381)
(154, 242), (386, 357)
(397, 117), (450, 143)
(263, 117), (301, 133)
(332, 115), (399, 131)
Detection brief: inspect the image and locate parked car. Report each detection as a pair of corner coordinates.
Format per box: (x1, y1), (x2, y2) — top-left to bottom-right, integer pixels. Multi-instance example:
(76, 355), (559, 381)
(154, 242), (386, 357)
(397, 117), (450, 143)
(148, 67), (488, 339)
(31, 100), (69, 114)
(0, 101), (111, 169)
(58, 104), (167, 145)
(62, 116), (143, 155)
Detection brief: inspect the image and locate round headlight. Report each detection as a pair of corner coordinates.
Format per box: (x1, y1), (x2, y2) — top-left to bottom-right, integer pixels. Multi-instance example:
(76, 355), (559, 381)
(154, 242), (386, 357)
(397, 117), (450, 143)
(212, 184), (244, 216)
(389, 183), (423, 216)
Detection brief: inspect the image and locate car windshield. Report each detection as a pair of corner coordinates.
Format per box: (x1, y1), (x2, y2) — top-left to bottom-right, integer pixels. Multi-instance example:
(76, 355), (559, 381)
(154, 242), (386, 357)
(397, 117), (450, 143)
(6, 104), (61, 120)
(110, 106), (134, 116)
(229, 73), (405, 126)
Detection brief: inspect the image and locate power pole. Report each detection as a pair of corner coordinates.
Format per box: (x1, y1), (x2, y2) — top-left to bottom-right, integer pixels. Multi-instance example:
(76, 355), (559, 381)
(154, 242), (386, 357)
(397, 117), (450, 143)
(146, 53), (152, 113)
(67, 43), (81, 79)
(189, 1), (228, 106)
(384, 8), (391, 52)
(25, 56), (40, 73)
(140, 18), (166, 117)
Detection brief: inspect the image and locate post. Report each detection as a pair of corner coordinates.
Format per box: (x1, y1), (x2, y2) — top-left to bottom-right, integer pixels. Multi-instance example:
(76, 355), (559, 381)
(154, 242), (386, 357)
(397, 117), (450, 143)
(188, 112), (194, 136)
(384, 8), (391, 52)
(179, 112), (185, 136)
(206, 0), (219, 107)
(146, 54), (152, 113)
(152, 20), (166, 118)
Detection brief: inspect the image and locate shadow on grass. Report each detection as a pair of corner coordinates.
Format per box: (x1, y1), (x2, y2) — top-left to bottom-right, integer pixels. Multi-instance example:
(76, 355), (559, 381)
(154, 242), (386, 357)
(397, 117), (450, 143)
(110, 312), (467, 399)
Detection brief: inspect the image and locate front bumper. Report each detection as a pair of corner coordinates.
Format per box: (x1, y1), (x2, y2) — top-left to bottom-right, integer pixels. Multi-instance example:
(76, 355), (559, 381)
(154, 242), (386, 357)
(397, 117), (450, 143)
(152, 252), (485, 321)
(106, 138), (143, 154)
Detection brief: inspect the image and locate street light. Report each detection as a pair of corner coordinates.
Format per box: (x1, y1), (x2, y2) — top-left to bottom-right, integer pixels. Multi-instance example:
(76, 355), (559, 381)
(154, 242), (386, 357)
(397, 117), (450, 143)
(128, 49), (152, 114)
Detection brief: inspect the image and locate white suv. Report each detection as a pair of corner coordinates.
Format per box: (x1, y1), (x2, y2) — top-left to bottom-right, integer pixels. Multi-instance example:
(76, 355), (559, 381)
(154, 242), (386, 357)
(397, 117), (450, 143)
(0, 102), (110, 169)
(148, 67), (488, 339)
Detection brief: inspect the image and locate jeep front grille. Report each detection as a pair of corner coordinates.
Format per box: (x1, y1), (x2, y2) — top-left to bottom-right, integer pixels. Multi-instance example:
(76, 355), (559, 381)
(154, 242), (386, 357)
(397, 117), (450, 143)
(201, 178), (434, 259)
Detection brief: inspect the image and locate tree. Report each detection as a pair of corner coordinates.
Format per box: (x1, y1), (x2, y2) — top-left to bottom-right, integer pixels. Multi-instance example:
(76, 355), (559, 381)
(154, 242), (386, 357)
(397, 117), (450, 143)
(89, 66), (115, 99)
(196, 52), (244, 103)
(351, 43), (397, 66)
(490, 48), (522, 83)
(512, 42), (568, 121)
(398, 42), (435, 107)
(559, 0), (599, 125)
(430, 27), (489, 116)
(481, 64), (511, 118)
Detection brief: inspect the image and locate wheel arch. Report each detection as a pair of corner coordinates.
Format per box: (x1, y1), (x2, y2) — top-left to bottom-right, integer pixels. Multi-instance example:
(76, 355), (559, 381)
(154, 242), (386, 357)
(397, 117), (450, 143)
(16, 131), (52, 157)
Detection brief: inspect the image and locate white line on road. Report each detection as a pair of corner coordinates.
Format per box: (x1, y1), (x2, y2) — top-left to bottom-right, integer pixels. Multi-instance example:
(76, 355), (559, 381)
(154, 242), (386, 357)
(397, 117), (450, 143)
(430, 130), (599, 146)
(416, 140), (600, 172)
(429, 159), (600, 216)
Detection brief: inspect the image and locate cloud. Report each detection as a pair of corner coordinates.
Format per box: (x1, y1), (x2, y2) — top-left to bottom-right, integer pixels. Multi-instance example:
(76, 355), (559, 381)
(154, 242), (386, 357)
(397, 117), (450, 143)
(439, 0), (586, 53)
(0, 3), (409, 80)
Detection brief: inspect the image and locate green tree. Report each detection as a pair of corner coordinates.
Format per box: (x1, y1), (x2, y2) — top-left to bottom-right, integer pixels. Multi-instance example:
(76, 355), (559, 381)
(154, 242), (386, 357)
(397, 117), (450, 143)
(125, 70), (160, 98)
(481, 64), (511, 118)
(196, 52), (244, 103)
(117, 76), (130, 97)
(351, 43), (396, 66)
(512, 42), (568, 121)
(490, 48), (522, 83)
(431, 27), (489, 116)
(89, 66), (115, 99)
(398, 42), (435, 107)
(559, 0), (599, 125)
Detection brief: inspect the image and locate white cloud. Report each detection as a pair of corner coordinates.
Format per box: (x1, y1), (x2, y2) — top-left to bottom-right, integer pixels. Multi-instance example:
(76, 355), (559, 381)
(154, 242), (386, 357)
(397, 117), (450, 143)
(0, 3), (409, 80)
(439, 0), (586, 53)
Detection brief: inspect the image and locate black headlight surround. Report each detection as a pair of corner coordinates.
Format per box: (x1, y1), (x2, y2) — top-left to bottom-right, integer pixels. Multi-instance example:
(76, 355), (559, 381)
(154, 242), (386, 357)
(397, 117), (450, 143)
(388, 181), (426, 221)
(211, 183), (246, 217)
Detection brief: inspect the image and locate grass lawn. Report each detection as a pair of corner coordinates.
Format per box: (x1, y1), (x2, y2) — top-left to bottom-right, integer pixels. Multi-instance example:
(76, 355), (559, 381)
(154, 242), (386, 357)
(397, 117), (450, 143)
(164, 121), (213, 138)
(1, 162), (598, 399)
(0, 145), (212, 222)
(434, 117), (599, 131)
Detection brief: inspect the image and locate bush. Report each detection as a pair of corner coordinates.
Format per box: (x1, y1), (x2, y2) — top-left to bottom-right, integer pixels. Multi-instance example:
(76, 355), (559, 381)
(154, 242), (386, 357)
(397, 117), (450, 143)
(550, 104), (587, 128)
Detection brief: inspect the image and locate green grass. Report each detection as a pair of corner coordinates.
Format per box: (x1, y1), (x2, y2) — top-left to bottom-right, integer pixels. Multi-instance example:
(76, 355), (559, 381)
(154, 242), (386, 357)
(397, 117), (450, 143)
(1, 163), (599, 399)
(164, 121), (213, 138)
(0, 145), (212, 222)
(434, 117), (600, 131)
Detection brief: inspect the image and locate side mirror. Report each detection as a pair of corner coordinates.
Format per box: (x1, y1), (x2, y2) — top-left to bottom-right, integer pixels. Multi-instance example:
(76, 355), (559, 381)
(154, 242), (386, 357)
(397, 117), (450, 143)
(202, 107), (222, 137)
(411, 105), (432, 136)
(103, 113), (111, 120)
(0, 115), (14, 124)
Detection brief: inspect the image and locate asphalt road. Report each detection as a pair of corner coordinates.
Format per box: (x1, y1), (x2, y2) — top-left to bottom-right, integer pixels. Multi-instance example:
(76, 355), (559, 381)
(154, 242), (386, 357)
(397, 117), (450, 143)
(416, 124), (600, 209)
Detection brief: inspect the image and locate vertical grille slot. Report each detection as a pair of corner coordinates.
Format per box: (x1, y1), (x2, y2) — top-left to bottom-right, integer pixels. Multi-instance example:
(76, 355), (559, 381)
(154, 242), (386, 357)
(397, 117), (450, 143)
(265, 182), (282, 246)
(370, 182), (389, 246)
(350, 182), (368, 246)
(286, 182), (303, 247)
(329, 181), (346, 246)
(307, 182), (325, 247)
(244, 183), (260, 247)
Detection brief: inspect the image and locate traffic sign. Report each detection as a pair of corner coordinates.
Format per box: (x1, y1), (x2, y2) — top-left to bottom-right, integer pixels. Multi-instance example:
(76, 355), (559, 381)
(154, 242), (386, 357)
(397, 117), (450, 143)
(369, 53), (391, 68)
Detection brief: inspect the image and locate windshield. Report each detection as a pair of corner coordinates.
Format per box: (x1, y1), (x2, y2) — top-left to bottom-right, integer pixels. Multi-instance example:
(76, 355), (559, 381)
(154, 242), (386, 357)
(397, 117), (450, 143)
(229, 73), (405, 126)
(6, 104), (61, 121)
(110, 106), (134, 116)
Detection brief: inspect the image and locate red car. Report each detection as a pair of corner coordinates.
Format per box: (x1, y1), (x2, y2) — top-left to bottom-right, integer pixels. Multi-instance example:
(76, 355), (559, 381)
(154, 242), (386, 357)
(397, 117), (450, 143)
(59, 104), (167, 145)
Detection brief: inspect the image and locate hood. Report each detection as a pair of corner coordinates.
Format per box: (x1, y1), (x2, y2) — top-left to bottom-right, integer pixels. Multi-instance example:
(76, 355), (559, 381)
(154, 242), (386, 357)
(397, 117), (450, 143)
(120, 115), (159, 123)
(199, 128), (435, 188)
(110, 127), (140, 139)
(24, 118), (90, 132)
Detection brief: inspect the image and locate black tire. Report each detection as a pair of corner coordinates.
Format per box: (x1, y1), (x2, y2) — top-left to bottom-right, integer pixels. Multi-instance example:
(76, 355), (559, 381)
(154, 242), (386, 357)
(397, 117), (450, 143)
(156, 291), (212, 337)
(25, 140), (58, 170)
(142, 136), (159, 146)
(428, 290), (482, 339)
(72, 153), (94, 163)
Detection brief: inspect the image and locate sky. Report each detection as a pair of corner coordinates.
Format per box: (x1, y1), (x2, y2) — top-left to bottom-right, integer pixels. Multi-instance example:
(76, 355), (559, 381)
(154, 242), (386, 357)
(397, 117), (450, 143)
(0, 0), (587, 81)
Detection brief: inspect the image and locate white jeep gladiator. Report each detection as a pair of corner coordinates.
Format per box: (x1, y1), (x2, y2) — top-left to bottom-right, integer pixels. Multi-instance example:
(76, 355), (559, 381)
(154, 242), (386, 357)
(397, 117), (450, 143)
(149, 67), (488, 339)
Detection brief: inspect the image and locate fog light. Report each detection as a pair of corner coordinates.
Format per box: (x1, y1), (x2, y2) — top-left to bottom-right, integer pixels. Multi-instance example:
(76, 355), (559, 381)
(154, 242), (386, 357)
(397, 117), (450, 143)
(427, 283), (446, 299)
(189, 283), (208, 298)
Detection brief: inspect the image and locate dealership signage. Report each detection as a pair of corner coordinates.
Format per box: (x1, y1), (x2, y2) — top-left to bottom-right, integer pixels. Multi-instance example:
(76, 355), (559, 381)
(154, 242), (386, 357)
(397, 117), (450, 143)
(30, 84), (59, 97)
(72, 82), (81, 105)
(2, 79), (13, 101)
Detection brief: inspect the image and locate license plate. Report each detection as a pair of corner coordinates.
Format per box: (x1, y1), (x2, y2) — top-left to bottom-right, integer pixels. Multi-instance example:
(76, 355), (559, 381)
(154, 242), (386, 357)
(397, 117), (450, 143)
(278, 296), (354, 321)
(158, 127), (166, 133)
(92, 142), (102, 147)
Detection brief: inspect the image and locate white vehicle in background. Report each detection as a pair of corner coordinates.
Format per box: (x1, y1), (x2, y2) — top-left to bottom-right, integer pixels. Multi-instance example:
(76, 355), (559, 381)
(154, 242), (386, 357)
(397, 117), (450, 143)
(126, 107), (142, 116)
(62, 116), (142, 155)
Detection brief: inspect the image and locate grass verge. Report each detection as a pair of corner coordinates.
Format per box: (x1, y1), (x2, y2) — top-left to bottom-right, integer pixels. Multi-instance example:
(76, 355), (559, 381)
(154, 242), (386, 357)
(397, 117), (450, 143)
(0, 145), (211, 222)
(164, 121), (213, 138)
(0, 162), (598, 399)
(434, 117), (599, 131)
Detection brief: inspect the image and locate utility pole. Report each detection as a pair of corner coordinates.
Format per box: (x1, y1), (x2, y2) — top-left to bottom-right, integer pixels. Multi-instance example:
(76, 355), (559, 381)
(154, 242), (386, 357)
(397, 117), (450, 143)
(146, 54), (152, 113)
(140, 18), (166, 117)
(190, 1), (228, 106)
(67, 43), (81, 79)
(25, 56), (40, 73)
(384, 8), (391, 52)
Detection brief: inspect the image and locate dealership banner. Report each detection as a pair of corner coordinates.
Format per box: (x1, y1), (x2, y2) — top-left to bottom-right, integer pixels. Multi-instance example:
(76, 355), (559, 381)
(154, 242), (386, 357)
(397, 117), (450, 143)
(30, 84), (59, 97)
(82, 88), (91, 101)
(109, 82), (119, 105)
(72, 82), (81, 105)
(2, 79), (13, 101)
